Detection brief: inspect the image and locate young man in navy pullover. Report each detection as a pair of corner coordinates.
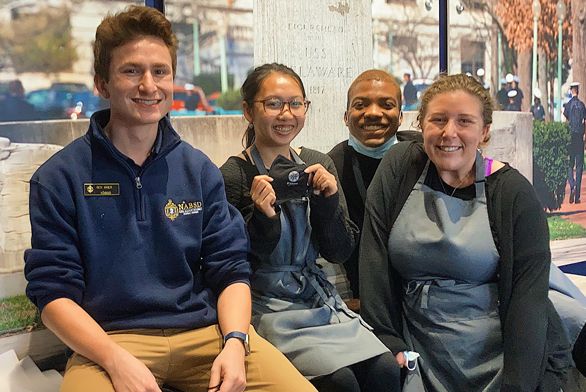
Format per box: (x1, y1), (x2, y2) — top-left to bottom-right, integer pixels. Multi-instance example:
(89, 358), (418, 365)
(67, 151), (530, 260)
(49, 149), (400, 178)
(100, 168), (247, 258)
(24, 6), (314, 392)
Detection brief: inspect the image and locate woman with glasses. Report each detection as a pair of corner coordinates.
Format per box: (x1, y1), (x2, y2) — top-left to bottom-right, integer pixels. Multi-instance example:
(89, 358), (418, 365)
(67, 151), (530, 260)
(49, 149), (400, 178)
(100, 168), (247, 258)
(220, 63), (400, 392)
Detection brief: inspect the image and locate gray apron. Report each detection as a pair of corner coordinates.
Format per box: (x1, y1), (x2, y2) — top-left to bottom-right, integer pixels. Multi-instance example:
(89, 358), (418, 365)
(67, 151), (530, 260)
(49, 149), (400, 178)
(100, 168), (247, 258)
(248, 146), (388, 379)
(389, 152), (503, 392)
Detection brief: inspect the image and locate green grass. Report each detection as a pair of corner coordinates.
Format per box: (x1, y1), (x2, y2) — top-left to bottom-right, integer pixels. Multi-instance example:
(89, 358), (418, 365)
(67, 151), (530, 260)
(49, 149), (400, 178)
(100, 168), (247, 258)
(0, 295), (41, 334)
(548, 216), (586, 240)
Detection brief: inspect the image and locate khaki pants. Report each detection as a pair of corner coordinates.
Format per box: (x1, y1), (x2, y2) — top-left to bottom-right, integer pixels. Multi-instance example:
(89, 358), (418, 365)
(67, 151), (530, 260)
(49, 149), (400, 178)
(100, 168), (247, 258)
(60, 325), (316, 392)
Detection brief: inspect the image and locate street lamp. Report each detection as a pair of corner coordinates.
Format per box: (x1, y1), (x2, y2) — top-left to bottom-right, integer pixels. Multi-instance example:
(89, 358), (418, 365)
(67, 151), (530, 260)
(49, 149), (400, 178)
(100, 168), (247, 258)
(532, 0), (541, 101)
(556, 0), (566, 121)
(219, 16), (229, 93)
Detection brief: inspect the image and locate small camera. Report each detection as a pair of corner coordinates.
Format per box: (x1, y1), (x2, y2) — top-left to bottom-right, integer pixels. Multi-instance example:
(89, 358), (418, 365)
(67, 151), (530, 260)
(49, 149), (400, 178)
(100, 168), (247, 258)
(268, 156), (312, 204)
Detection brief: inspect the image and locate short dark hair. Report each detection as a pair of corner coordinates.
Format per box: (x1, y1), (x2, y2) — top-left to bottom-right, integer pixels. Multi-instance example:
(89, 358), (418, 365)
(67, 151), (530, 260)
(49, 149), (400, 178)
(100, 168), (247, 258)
(346, 69), (402, 110)
(240, 63), (306, 147)
(93, 5), (177, 81)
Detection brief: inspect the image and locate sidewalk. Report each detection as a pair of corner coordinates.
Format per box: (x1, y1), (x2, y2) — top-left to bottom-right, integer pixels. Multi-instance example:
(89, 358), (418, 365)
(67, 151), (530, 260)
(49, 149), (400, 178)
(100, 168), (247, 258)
(548, 172), (586, 293)
(555, 172), (586, 227)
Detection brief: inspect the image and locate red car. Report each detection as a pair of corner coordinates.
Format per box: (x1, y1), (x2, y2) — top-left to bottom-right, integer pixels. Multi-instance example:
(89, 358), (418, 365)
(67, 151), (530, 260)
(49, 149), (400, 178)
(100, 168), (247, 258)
(172, 85), (214, 113)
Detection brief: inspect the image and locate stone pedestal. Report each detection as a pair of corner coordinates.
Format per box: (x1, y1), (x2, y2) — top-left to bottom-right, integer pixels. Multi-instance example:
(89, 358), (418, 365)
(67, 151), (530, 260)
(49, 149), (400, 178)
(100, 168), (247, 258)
(0, 140), (62, 298)
(254, 0), (373, 152)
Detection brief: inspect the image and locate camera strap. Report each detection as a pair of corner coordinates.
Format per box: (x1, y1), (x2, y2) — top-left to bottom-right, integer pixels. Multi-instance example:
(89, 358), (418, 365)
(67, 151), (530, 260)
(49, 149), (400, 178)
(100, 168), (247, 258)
(250, 145), (304, 174)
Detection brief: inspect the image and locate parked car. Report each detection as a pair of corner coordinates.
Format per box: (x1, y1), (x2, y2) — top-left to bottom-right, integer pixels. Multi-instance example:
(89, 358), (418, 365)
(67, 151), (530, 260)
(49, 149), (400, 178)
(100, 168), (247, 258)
(0, 81), (10, 99)
(26, 85), (108, 120)
(172, 84), (214, 114)
(50, 82), (91, 92)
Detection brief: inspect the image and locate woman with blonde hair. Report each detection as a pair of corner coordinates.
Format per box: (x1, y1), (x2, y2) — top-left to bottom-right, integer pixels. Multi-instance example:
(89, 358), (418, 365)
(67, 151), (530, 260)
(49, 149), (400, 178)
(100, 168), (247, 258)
(360, 74), (573, 391)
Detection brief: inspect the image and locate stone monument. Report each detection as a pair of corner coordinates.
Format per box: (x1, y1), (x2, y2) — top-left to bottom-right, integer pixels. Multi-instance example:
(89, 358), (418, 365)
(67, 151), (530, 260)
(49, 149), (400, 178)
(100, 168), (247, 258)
(0, 138), (63, 298)
(254, 0), (373, 152)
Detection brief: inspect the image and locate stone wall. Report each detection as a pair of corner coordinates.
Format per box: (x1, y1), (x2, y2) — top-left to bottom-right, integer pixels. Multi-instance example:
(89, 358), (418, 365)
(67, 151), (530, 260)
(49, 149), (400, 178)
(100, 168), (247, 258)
(0, 111), (533, 175)
(0, 139), (63, 297)
(0, 116), (248, 167)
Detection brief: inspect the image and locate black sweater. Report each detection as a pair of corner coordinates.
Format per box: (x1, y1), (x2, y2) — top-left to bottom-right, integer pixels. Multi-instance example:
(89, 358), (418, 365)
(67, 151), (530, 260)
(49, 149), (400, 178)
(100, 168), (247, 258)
(327, 131), (423, 296)
(360, 141), (571, 392)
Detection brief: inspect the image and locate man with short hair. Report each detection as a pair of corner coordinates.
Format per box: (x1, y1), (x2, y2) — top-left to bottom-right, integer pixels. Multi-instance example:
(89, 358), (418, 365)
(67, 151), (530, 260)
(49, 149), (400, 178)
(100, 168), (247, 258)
(402, 71), (418, 111)
(328, 69), (421, 300)
(564, 82), (586, 203)
(24, 6), (315, 392)
(531, 95), (545, 121)
(505, 89), (521, 111)
(496, 79), (509, 110)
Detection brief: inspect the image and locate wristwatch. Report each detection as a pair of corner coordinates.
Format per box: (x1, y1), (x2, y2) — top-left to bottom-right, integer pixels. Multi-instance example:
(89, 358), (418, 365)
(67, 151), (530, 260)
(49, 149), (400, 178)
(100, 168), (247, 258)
(223, 331), (251, 356)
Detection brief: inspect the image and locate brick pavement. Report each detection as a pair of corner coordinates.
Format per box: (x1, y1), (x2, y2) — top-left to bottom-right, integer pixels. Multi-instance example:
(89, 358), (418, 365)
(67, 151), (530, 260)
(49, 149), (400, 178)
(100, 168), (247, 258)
(555, 172), (586, 228)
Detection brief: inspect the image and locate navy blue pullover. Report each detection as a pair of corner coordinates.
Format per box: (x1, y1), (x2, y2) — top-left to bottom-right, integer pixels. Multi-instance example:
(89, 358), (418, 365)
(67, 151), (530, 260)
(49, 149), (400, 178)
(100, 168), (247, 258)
(25, 110), (251, 331)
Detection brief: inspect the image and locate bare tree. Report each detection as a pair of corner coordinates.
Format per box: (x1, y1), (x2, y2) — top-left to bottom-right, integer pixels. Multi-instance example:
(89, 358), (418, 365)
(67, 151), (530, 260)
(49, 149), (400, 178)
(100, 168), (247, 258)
(381, 3), (439, 79)
(0, 6), (77, 76)
(495, 0), (572, 112)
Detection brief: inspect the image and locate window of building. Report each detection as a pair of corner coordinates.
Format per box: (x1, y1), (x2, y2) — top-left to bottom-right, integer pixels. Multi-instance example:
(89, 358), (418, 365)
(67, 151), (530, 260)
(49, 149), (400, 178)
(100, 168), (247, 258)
(460, 39), (485, 76)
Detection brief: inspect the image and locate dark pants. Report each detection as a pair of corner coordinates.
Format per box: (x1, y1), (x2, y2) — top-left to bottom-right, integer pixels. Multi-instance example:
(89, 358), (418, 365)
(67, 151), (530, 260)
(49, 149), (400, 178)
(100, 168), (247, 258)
(568, 137), (584, 201)
(310, 352), (401, 392)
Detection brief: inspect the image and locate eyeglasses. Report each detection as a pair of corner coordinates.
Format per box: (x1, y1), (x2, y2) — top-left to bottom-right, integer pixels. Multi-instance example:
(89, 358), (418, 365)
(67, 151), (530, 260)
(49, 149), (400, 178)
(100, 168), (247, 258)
(253, 98), (310, 116)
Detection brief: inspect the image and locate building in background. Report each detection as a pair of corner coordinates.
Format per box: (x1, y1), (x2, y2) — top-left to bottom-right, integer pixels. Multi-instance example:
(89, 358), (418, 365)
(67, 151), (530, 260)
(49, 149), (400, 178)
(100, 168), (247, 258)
(371, 0), (495, 87)
(1, 0), (498, 95)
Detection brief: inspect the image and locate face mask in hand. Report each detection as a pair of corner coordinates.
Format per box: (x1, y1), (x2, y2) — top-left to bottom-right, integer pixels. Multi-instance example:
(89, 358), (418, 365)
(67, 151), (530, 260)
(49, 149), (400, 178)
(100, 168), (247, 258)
(268, 155), (311, 204)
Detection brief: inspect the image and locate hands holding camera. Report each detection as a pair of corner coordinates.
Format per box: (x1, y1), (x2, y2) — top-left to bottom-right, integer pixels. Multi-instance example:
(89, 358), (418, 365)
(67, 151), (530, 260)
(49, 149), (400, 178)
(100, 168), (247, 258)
(251, 163), (337, 218)
(305, 163), (338, 198)
(251, 175), (277, 218)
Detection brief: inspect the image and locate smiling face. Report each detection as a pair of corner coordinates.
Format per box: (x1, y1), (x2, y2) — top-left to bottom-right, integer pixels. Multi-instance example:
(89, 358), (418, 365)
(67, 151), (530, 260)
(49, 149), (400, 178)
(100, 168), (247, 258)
(345, 79), (402, 147)
(243, 72), (306, 149)
(422, 90), (489, 185)
(95, 36), (173, 130)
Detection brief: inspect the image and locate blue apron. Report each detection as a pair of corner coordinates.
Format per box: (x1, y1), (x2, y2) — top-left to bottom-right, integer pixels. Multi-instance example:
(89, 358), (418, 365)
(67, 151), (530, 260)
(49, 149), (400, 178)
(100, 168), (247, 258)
(248, 146), (388, 379)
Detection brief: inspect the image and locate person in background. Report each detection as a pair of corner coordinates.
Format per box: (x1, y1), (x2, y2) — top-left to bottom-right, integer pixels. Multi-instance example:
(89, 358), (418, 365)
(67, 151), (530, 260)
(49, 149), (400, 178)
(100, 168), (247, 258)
(0, 80), (38, 122)
(24, 7), (315, 392)
(496, 79), (509, 110)
(220, 63), (401, 392)
(511, 76), (524, 109)
(327, 69), (421, 301)
(360, 74), (572, 391)
(402, 71), (418, 111)
(564, 82), (586, 204)
(184, 84), (199, 112)
(531, 92), (545, 121)
(505, 89), (521, 111)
